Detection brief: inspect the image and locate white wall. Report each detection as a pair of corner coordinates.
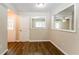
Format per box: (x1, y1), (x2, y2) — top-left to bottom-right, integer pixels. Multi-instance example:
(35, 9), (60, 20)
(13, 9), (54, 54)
(50, 3), (79, 55)
(19, 12), (50, 41)
(0, 5), (7, 54)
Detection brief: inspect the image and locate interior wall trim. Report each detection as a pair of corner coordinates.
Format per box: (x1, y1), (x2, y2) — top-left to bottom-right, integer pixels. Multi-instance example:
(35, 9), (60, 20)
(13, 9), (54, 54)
(49, 40), (68, 55)
(29, 40), (50, 42)
(8, 40), (50, 42)
(0, 49), (8, 55)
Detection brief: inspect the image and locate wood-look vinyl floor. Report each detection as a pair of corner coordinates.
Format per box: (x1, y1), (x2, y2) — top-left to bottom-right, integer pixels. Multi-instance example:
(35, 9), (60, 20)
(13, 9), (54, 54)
(6, 42), (64, 55)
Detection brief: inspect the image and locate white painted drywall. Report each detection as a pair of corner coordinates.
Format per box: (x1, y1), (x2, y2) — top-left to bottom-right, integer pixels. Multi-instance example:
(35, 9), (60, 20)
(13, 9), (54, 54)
(50, 3), (79, 55)
(19, 12), (50, 41)
(0, 5), (7, 54)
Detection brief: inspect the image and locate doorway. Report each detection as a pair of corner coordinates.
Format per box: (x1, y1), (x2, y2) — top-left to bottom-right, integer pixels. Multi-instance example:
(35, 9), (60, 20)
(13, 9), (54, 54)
(8, 9), (30, 42)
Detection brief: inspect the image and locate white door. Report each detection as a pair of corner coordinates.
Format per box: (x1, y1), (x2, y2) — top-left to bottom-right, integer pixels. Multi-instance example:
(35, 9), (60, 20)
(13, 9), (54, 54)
(19, 16), (30, 42)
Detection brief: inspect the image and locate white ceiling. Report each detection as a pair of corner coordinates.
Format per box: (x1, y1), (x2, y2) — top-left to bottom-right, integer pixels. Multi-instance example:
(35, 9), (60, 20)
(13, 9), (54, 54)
(7, 3), (63, 12)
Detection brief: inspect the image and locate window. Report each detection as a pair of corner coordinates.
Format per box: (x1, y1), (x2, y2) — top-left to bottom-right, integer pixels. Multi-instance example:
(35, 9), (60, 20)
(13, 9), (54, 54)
(35, 21), (46, 28)
(31, 16), (46, 29)
(8, 16), (15, 30)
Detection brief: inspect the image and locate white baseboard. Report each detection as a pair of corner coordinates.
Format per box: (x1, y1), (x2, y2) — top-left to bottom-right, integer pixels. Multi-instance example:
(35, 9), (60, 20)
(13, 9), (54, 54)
(8, 40), (50, 42)
(0, 49), (8, 55)
(49, 40), (68, 55)
(29, 40), (50, 42)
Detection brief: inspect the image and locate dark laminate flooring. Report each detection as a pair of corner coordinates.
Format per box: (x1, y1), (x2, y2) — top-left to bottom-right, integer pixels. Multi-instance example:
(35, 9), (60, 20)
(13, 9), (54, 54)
(6, 42), (64, 55)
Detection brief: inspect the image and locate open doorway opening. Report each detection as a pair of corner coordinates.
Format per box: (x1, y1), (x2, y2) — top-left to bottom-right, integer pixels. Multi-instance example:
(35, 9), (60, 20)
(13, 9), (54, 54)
(8, 9), (20, 42)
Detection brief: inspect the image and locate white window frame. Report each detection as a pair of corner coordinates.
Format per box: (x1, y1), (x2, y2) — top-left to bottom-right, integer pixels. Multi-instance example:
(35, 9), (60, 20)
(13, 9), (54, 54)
(31, 16), (47, 29)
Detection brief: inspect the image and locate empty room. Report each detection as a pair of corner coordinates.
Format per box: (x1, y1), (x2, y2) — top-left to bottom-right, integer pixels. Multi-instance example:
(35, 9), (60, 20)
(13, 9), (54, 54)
(0, 3), (79, 55)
